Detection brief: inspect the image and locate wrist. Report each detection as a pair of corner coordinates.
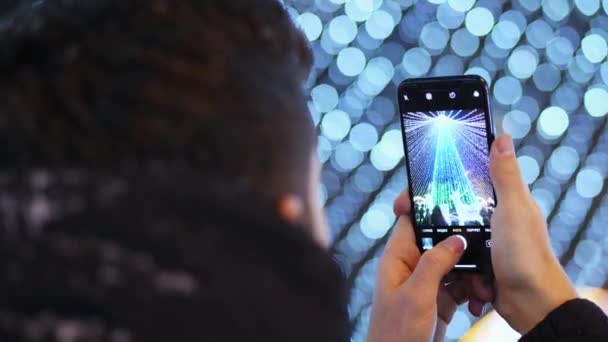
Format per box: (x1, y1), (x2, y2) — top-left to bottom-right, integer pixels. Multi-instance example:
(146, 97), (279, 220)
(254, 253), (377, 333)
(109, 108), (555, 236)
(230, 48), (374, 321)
(499, 265), (577, 334)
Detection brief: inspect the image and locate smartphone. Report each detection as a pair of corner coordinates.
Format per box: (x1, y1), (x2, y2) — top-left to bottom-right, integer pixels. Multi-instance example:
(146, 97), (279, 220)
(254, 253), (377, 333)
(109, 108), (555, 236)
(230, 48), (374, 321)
(397, 75), (496, 273)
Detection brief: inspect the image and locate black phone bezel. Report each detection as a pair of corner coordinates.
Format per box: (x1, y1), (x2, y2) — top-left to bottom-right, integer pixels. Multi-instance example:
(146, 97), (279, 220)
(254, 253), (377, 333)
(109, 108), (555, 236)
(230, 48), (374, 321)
(397, 75), (496, 273)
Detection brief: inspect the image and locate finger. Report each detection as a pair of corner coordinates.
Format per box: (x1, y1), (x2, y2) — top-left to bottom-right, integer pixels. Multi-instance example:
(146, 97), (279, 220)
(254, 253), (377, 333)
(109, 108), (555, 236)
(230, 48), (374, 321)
(378, 216), (420, 288)
(443, 274), (473, 306)
(393, 190), (411, 217)
(489, 135), (529, 204)
(471, 274), (495, 303)
(408, 235), (466, 287)
(468, 299), (485, 317)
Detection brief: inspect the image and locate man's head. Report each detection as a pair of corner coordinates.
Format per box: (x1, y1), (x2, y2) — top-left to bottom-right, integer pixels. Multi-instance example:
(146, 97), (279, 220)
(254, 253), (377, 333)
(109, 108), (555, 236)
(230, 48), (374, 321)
(0, 0), (328, 244)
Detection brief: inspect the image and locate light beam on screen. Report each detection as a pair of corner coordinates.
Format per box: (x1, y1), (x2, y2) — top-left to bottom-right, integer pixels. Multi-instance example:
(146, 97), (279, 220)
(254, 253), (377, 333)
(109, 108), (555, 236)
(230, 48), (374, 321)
(404, 110), (492, 225)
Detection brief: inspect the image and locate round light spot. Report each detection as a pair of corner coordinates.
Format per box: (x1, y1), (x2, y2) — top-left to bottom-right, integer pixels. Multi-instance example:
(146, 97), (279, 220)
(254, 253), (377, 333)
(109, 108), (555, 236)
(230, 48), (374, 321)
(575, 0), (601, 16)
(345, 0), (373, 22)
(517, 0), (541, 12)
(436, 3), (465, 29)
(584, 87), (608, 117)
(448, 0), (475, 12)
(334, 142), (364, 171)
(465, 7), (495, 37)
(432, 54), (465, 76)
(546, 37), (574, 68)
(321, 110), (352, 141)
(337, 47), (367, 77)
(549, 146), (580, 180)
(311, 84), (339, 113)
(533, 63), (562, 91)
(551, 83), (581, 113)
(537, 106), (569, 139)
(360, 205), (393, 239)
(493, 76), (522, 105)
(420, 22), (450, 52)
(543, 0), (572, 22)
(576, 168), (604, 198)
(503, 110), (531, 139)
(402, 47), (431, 77)
(491, 20), (522, 50)
(526, 19), (554, 49)
(581, 34), (608, 64)
(349, 123), (379, 152)
(297, 12), (323, 41)
(508, 46), (539, 79)
(328, 15), (358, 45)
(354, 164), (383, 193)
(365, 10), (395, 40)
(518, 155), (541, 184)
(451, 28), (479, 57)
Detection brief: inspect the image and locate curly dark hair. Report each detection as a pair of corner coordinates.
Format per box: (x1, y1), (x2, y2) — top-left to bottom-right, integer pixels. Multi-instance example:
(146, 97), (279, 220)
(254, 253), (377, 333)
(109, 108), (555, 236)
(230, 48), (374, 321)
(0, 0), (315, 197)
(0, 1), (352, 342)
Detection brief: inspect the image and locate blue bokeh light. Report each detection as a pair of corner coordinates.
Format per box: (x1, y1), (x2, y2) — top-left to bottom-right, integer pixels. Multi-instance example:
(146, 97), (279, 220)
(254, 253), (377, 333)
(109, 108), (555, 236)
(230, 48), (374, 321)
(538, 106), (570, 140)
(297, 12), (323, 41)
(581, 34), (608, 63)
(451, 28), (479, 57)
(465, 7), (495, 37)
(402, 47), (432, 77)
(337, 47), (367, 77)
(328, 15), (358, 45)
(493, 76), (522, 105)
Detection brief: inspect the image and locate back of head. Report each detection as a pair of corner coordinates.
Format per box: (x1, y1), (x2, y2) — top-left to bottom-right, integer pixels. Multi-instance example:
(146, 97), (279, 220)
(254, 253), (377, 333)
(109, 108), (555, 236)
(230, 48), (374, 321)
(0, 1), (348, 341)
(0, 0), (315, 197)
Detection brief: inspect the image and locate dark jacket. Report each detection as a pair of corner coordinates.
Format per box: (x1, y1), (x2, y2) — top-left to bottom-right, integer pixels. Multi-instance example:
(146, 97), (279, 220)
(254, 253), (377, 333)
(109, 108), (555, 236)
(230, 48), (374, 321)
(521, 299), (608, 342)
(0, 172), (350, 341)
(0, 171), (605, 341)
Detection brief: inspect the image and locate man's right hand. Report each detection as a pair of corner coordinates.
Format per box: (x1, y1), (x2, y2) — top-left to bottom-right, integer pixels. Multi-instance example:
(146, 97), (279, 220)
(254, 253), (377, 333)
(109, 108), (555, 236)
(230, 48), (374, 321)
(489, 135), (578, 334)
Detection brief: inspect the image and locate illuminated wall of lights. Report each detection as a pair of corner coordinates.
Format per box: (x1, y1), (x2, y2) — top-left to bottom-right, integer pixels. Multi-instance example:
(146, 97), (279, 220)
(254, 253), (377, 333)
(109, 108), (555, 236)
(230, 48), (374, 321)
(286, 0), (608, 340)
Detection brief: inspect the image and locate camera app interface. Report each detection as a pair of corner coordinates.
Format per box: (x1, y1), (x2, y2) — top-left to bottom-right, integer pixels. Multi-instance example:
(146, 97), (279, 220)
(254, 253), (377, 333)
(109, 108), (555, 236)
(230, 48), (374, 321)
(403, 109), (495, 228)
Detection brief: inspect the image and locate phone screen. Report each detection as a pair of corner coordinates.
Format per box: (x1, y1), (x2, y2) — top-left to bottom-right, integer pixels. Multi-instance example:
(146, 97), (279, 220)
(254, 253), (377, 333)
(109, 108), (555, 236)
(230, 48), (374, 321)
(398, 76), (495, 272)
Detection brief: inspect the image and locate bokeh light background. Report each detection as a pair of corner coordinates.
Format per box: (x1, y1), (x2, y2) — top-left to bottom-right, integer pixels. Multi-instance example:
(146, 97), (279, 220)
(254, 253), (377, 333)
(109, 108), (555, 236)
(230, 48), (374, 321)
(286, 0), (608, 340)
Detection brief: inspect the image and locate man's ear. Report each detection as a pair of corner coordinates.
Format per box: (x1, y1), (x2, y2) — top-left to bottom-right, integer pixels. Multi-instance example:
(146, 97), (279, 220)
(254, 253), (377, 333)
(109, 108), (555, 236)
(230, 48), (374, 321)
(276, 194), (305, 225)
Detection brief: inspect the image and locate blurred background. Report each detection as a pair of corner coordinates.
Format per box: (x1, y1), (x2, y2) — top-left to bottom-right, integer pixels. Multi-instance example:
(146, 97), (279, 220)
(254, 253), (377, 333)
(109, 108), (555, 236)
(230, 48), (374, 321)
(284, 0), (608, 340)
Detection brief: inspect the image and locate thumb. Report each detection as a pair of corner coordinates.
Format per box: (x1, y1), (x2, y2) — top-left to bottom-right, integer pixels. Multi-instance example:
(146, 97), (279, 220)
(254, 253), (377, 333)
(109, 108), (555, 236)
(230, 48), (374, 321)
(408, 235), (467, 286)
(490, 135), (529, 204)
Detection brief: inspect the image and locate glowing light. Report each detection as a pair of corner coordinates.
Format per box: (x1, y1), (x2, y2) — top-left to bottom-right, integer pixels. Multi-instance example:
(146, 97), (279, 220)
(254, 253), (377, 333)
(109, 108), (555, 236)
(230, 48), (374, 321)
(451, 28), (480, 57)
(584, 87), (608, 117)
(465, 7), (495, 37)
(503, 110), (531, 139)
(297, 13), (323, 41)
(546, 37), (574, 68)
(537, 106), (569, 139)
(581, 34), (608, 64)
(518, 156), (540, 184)
(337, 47), (367, 77)
(321, 110), (351, 141)
(328, 15), (358, 45)
(311, 84), (339, 113)
(365, 10), (395, 39)
(508, 46), (539, 79)
(493, 76), (522, 105)
(402, 47), (431, 77)
(448, 0), (475, 12)
(576, 168), (604, 198)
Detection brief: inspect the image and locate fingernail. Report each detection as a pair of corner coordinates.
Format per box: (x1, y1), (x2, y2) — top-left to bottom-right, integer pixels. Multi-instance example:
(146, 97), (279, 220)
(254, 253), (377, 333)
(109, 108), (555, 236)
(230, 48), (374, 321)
(444, 235), (467, 253)
(496, 136), (514, 156)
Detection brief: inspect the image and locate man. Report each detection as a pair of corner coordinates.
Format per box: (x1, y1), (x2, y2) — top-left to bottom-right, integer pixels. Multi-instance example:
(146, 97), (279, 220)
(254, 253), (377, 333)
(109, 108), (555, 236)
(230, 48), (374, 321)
(0, 0), (606, 341)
